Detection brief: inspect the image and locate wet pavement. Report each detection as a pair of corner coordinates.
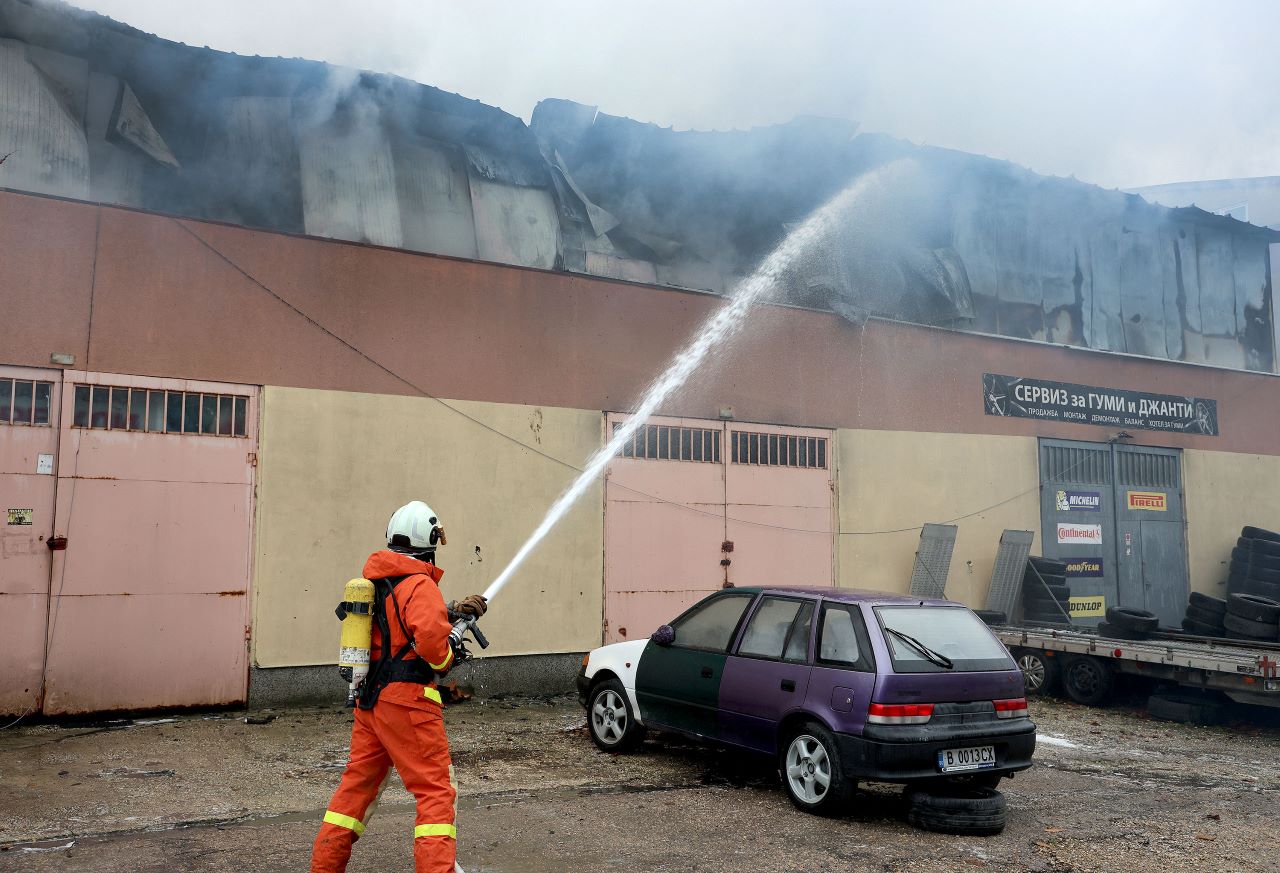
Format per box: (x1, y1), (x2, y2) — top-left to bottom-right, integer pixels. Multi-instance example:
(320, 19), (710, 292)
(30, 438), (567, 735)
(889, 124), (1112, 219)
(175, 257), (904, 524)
(1, 694), (1278, 872)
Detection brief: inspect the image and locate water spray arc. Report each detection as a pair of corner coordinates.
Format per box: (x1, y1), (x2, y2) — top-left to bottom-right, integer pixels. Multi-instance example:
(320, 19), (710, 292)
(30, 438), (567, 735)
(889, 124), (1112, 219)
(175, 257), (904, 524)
(480, 162), (906, 606)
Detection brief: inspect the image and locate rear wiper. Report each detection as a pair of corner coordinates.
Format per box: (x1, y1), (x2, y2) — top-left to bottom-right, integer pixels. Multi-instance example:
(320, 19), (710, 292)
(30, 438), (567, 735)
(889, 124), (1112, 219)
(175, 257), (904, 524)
(885, 627), (954, 669)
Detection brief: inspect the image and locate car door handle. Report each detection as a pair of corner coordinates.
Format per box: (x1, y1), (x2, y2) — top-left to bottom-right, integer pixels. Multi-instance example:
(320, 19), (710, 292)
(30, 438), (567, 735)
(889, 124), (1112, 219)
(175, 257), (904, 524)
(780, 679), (796, 693)
(700, 667), (714, 679)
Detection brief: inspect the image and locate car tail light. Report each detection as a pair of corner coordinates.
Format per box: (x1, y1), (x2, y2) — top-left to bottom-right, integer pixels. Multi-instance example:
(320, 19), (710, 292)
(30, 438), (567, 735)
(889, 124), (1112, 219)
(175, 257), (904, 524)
(867, 702), (934, 725)
(994, 697), (1028, 719)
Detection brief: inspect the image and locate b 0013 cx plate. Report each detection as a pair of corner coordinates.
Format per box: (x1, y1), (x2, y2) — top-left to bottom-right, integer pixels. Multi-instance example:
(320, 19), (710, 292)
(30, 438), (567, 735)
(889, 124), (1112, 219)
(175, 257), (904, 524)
(937, 745), (996, 773)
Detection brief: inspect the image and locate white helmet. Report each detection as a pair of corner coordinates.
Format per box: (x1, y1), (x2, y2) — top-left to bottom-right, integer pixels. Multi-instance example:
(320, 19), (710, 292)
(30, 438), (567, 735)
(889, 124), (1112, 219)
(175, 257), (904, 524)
(386, 501), (444, 551)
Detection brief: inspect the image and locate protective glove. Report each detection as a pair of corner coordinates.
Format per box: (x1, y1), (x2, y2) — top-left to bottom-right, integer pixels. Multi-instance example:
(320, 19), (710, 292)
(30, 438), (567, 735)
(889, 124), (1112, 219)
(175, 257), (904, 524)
(450, 594), (488, 618)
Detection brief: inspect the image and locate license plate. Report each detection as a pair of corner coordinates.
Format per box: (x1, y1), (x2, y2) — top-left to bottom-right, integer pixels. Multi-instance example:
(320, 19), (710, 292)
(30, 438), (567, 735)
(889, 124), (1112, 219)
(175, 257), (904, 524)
(937, 745), (996, 773)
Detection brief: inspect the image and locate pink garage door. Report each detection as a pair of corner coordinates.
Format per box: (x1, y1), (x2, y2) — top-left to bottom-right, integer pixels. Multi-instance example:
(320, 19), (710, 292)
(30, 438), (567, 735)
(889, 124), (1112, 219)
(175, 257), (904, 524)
(603, 415), (834, 645)
(0, 366), (61, 715)
(41, 372), (257, 715)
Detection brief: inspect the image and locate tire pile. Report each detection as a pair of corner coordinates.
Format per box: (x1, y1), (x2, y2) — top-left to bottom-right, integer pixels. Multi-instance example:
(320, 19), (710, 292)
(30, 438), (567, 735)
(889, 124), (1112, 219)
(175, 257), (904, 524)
(1181, 592), (1228, 637)
(1096, 606), (1158, 640)
(1227, 525), (1280, 601)
(906, 785), (1006, 836)
(1221, 593), (1280, 643)
(1021, 557), (1071, 627)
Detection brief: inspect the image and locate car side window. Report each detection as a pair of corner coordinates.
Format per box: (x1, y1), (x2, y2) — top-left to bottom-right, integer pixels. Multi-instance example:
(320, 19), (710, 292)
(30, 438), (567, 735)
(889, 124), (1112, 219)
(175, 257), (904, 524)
(738, 597), (813, 661)
(817, 604), (875, 672)
(671, 593), (755, 652)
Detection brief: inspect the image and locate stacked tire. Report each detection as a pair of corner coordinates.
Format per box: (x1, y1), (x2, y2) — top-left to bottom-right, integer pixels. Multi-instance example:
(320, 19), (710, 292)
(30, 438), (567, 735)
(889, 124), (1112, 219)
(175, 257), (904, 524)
(1181, 593), (1228, 638)
(1228, 526), (1280, 601)
(1097, 606), (1158, 641)
(1222, 593), (1280, 643)
(1021, 557), (1071, 626)
(906, 785), (1007, 836)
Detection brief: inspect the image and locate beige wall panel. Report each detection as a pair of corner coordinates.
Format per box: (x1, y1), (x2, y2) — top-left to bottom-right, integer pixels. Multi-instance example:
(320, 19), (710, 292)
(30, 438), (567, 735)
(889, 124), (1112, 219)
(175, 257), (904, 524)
(254, 387), (603, 667)
(1184, 450), (1280, 597)
(836, 430), (1041, 606)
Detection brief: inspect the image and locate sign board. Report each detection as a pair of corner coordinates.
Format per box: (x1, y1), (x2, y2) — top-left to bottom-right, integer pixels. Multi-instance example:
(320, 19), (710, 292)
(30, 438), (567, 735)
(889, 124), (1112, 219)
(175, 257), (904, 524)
(7, 509), (33, 526)
(1055, 489), (1101, 512)
(1057, 523), (1103, 545)
(983, 374), (1218, 435)
(1127, 491), (1167, 511)
(36, 453), (54, 475)
(1068, 595), (1107, 618)
(1064, 557), (1104, 578)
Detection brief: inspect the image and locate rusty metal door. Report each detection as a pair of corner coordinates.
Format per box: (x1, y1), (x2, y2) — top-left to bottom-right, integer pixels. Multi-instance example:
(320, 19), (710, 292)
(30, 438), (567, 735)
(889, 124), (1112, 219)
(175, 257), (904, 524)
(603, 415), (835, 645)
(41, 372), (257, 714)
(0, 365), (61, 715)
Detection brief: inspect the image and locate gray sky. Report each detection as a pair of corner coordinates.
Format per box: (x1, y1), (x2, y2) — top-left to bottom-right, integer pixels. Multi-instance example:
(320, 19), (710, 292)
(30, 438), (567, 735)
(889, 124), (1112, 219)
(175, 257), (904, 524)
(74, 0), (1278, 189)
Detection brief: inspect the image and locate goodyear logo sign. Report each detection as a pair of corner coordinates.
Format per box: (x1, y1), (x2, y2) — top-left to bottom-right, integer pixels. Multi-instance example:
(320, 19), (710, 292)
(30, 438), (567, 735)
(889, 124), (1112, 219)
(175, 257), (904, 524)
(1127, 491), (1167, 511)
(1068, 596), (1106, 618)
(1064, 558), (1104, 578)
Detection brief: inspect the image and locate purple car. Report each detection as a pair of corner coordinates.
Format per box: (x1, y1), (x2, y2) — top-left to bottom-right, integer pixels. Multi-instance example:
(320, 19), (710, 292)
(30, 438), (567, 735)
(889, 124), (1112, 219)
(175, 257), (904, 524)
(577, 587), (1036, 814)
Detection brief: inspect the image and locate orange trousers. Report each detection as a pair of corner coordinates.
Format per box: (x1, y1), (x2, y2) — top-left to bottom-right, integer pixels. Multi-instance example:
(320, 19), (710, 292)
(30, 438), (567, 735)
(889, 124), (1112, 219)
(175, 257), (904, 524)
(311, 689), (456, 873)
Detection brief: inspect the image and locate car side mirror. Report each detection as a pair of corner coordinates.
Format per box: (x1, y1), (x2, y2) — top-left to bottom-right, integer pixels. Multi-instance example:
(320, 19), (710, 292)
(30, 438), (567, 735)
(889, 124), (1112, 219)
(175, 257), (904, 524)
(651, 624), (676, 647)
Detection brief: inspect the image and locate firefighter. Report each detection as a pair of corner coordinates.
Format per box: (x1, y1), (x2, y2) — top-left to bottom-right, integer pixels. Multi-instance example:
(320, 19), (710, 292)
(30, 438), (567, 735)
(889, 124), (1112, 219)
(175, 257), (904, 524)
(312, 500), (488, 873)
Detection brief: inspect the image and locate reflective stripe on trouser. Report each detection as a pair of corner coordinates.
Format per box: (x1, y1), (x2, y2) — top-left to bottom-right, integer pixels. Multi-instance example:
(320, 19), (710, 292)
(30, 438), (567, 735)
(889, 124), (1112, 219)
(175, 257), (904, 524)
(312, 691), (455, 873)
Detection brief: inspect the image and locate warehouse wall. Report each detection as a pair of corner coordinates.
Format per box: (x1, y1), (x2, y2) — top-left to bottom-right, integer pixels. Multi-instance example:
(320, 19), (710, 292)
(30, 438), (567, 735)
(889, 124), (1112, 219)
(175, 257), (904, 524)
(1183, 450), (1280, 597)
(253, 387), (604, 667)
(835, 431), (1042, 605)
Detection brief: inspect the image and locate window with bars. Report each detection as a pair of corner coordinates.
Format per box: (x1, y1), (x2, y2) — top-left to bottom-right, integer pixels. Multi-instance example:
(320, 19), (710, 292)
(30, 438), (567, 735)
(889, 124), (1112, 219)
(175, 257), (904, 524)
(0, 379), (54, 426)
(71, 385), (248, 437)
(731, 430), (827, 469)
(615, 423), (721, 463)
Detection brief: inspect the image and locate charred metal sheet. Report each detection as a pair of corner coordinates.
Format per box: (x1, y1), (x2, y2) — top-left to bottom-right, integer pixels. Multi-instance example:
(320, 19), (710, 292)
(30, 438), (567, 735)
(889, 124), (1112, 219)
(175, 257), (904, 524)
(0, 38), (89, 200)
(468, 176), (559, 269)
(393, 137), (479, 259)
(110, 82), (178, 167)
(205, 96), (303, 231)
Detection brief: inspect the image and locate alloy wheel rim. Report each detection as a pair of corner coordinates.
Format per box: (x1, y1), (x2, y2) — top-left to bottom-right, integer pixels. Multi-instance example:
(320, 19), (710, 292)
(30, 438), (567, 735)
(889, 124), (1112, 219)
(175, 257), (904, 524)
(591, 690), (628, 744)
(785, 734), (831, 804)
(1018, 654), (1046, 691)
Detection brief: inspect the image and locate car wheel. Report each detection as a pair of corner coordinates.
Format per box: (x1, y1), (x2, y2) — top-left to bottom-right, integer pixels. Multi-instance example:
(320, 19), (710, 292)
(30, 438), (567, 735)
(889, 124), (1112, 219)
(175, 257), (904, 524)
(587, 679), (645, 753)
(1061, 655), (1114, 706)
(1015, 649), (1059, 696)
(780, 723), (852, 815)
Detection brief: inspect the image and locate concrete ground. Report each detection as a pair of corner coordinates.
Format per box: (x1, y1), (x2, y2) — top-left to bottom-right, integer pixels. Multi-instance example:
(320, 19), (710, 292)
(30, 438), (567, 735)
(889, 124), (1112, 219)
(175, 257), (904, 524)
(1, 694), (1278, 873)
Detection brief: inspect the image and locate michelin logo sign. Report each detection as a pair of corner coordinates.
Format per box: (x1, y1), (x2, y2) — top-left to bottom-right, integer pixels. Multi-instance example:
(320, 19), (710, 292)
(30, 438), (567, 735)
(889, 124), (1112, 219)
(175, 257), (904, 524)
(1055, 490), (1101, 512)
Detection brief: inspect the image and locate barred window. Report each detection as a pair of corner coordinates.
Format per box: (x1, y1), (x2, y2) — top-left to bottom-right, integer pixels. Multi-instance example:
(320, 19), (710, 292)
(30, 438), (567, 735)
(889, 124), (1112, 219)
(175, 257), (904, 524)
(615, 423), (721, 462)
(731, 431), (827, 469)
(0, 379), (53, 426)
(72, 385), (248, 437)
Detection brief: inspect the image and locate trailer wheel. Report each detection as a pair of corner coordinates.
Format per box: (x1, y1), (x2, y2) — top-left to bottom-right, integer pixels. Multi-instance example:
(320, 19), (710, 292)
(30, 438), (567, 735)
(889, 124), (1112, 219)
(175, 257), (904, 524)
(1061, 655), (1114, 706)
(1015, 649), (1059, 696)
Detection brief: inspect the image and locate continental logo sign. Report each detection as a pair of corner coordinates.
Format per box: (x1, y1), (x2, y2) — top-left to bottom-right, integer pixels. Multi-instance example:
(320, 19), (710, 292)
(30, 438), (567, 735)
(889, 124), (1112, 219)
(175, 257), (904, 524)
(1068, 596), (1107, 618)
(1127, 491), (1167, 511)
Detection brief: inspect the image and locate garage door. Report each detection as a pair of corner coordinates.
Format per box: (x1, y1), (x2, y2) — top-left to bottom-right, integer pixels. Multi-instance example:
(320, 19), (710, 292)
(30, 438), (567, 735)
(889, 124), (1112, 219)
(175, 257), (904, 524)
(603, 414), (834, 644)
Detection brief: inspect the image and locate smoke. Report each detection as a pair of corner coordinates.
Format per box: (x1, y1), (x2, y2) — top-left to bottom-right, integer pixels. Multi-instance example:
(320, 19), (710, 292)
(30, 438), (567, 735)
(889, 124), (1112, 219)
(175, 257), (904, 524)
(70, 0), (1280, 189)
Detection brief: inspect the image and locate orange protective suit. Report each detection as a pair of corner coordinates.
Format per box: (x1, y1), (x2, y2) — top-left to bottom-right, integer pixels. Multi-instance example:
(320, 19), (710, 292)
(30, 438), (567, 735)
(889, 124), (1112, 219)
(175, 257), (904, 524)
(312, 550), (459, 873)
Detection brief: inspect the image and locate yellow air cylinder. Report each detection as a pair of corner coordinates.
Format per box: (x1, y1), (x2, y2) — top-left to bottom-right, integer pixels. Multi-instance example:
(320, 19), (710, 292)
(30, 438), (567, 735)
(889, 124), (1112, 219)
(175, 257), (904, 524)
(338, 578), (376, 706)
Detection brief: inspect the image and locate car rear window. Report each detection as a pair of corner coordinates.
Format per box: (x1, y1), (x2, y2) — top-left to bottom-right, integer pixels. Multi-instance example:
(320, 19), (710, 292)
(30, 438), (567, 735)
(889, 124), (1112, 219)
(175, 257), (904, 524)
(873, 606), (1013, 674)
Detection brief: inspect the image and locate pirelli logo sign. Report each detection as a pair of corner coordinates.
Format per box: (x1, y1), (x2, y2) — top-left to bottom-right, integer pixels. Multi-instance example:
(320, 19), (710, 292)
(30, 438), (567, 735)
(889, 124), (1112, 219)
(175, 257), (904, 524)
(1127, 491), (1167, 511)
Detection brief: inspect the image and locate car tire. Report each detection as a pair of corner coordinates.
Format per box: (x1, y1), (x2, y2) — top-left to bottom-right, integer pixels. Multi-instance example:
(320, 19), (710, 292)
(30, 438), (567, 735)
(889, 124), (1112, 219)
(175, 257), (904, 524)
(1188, 593), (1228, 616)
(1231, 547), (1280, 573)
(1185, 605), (1226, 626)
(1026, 583), (1070, 599)
(1061, 655), (1114, 706)
(906, 786), (1007, 836)
(780, 722), (853, 816)
(1243, 578), (1280, 601)
(1147, 691), (1226, 726)
(1181, 618), (1223, 637)
(1241, 526), (1280, 544)
(1247, 538), (1280, 559)
(1247, 565), (1280, 585)
(1015, 649), (1060, 696)
(1226, 593), (1280, 623)
(1029, 557), (1068, 572)
(587, 679), (646, 753)
(1222, 612), (1278, 640)
(1096, 621), (1148, 641)
(1105, 607), (1159, 633)
(975, 609), (1007, 625)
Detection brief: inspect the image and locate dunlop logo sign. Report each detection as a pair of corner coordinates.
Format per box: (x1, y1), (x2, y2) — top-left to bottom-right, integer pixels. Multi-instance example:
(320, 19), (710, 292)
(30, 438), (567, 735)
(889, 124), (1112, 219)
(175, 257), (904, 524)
(1127, 491), (1167, 511)
(1068, 596), (1107, 618)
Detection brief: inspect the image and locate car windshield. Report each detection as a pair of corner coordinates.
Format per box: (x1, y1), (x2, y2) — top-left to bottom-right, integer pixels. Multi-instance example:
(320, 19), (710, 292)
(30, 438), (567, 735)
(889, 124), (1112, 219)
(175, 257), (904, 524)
(874, 606), (1013, 674)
